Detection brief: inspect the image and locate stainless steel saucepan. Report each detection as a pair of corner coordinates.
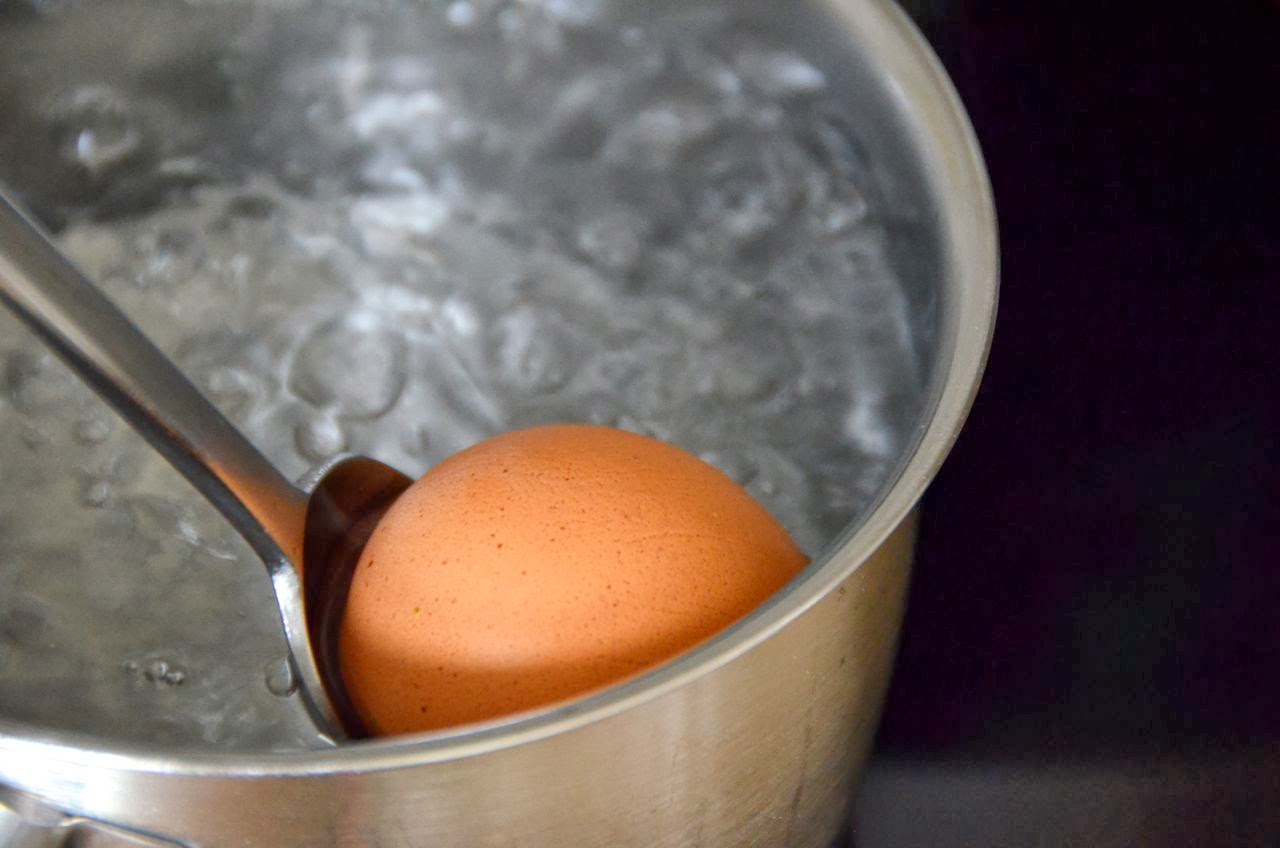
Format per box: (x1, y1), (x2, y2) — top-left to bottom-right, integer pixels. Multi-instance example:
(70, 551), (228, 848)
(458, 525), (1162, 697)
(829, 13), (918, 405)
(0, 1), (996, 845)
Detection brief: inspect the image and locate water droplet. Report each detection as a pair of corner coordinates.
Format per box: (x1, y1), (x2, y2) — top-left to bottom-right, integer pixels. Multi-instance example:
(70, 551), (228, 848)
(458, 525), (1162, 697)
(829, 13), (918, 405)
(264, 657), (298, 697)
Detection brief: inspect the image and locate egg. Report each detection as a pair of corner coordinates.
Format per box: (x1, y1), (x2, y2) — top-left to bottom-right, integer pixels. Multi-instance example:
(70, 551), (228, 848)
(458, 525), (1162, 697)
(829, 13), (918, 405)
(338, 423), (808, 735)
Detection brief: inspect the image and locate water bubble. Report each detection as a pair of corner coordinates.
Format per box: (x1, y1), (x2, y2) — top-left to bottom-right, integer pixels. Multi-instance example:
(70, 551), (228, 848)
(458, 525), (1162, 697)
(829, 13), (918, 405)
(598, 348), (686, 419)
(19, 425), (52, 450)
(438, 296), (482, 339)
(531, 80), (611, 160)
(400, 422), (434, 460)
(127, 495), (190, 544)
(496, 5), (523, 36)
(697, 321), (796, 404)
(155, 155), (217, 187)
(5, 349), (80, 414)
(81, 478), (112, 508)
(745, 448), (816, 549)
(574, 208), (649, 273)
(360, 150), (428, 193)
(73, 128), (142, 175)
(734, 49), (827, 97)
(140, 658), (187, 687)
(294, 413), (348, 462)
(541, 0), (609, 27)
(815, 193), (869, 235)
(289, 317), (408, 419)
(175, 517), (203, 547)
(446, 0), (478, 28)
(698, 449), (756, 486)
(497, 4), (566, 58)
(685, 132), (815, 258)
(74, 414), (114, 445)
(203, 366), (262, 422)
(264, 656), (299, 697)
(844, 394), (897, 460)
(224, 192), (279, 221)
(51, 85), (147, 178)
(692, 58), (745, 106)
(488, 305), (582, 394)
(816, 473), (866, 532)
(701, 346), (782, 403)
(603, 101), (718, 171)
(351, 194), (452, 254)
(428, 347), (508, 435)
(129, 226), (204, 291)
(613, 414), (673, 443)
(349, 91), (447, 141)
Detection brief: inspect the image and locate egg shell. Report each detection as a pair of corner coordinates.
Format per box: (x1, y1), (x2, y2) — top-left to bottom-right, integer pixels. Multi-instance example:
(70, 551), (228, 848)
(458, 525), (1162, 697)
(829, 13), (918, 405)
(339, 423), (808, 735)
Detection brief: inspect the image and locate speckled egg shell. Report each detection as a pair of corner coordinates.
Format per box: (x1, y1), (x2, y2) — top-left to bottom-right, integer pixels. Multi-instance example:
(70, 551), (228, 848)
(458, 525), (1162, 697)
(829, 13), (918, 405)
(339, 424), (808, 735)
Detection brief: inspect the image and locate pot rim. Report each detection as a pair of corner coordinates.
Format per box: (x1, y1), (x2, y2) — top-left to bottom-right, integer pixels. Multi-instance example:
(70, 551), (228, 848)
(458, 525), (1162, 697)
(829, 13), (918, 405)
(0, 0), (997, 783)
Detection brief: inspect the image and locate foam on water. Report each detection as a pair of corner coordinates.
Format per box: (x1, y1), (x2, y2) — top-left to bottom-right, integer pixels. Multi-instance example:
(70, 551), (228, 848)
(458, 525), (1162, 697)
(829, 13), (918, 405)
(0, 0), (923, 751)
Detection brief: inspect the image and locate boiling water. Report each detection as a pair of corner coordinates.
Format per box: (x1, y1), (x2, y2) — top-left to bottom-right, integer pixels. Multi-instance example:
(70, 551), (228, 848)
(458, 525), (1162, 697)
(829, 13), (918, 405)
(0, 0), (923, 750)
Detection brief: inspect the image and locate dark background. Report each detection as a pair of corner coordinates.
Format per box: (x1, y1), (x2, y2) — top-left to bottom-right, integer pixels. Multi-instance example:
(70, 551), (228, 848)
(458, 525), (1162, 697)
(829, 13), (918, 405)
(856, 1), (1279, 844)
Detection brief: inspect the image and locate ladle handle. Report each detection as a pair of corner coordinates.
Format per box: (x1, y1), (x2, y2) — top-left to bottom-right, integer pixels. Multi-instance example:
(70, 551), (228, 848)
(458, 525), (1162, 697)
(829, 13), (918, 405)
(0, 188), (307, 570)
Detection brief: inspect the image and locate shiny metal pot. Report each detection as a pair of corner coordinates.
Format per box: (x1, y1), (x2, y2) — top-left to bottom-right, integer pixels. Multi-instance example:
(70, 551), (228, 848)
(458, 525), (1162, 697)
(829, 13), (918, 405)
(0, 0), (996, 845)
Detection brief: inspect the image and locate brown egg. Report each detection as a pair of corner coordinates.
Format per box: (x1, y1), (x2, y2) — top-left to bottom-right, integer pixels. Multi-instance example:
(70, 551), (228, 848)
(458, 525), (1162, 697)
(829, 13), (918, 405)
(338, 424), (808, 735)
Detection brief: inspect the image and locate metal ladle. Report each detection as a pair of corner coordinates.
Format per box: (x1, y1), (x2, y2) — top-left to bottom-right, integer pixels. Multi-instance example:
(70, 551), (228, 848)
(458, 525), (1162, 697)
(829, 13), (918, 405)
(0, 188), (410, 743)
